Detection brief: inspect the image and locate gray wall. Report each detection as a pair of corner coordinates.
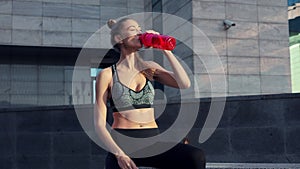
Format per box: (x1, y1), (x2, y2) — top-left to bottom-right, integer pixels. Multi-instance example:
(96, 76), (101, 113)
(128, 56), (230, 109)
(0, 0), (149, 47)
(1, 93), (299, 169)
(0, 0), (151, 107)
(191, 0), (291, 98)
(148, 0), (292, 100)
(0, 0), (293, 107)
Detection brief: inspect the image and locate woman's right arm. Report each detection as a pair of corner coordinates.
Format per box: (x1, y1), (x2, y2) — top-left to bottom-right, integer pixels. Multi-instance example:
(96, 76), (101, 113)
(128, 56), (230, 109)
(94, 68), (137, 169)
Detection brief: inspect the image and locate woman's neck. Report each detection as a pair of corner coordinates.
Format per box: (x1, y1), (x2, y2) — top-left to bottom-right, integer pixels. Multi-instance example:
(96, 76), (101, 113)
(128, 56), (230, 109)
(118, 52), (138, 70)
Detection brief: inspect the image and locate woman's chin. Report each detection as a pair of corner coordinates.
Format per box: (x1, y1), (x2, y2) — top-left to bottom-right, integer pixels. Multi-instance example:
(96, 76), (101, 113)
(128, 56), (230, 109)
(136, 44), (143, 50)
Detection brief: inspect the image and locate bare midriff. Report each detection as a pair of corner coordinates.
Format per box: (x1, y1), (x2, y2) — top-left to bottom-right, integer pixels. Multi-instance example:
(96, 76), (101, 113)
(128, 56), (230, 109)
(112, 108), (158, 129)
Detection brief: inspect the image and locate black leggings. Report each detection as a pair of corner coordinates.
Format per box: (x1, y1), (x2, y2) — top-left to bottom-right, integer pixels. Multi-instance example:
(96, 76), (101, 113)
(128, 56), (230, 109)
(105, 129), (206, 169)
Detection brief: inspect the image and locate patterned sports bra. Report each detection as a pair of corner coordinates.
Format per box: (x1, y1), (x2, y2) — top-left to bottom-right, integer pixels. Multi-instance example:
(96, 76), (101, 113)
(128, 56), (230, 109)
(109, 64), (155, 112)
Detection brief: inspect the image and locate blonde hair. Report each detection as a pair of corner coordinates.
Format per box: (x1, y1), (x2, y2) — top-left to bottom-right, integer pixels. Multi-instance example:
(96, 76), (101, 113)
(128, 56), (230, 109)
(107, 18), (155, 76)
(107, 18), (132, 48)
(107, 19), (117, 29)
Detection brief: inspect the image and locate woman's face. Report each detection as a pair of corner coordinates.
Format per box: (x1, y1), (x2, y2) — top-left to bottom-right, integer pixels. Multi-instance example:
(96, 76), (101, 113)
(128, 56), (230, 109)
(119, 19), (143, 49)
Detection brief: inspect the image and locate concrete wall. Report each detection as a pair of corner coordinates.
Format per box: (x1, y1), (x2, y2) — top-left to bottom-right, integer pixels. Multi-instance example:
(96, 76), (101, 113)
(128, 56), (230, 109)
(0, 46), (91, 108)
(1, 93), (299, 168)
(0, 0), (151, 107)
(0, 0), (293, 107)
(191, 0), (291, 98)
(0, 0), (149, 48)
(148, 0), (292, 100)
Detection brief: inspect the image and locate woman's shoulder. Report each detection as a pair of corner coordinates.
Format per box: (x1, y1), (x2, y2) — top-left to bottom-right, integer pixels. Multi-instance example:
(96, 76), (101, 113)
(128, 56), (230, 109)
(96, 67), (113, 81)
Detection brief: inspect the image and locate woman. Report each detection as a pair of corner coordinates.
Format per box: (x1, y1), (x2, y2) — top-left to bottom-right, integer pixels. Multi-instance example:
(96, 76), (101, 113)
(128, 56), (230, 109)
(94, 18), (206, 169)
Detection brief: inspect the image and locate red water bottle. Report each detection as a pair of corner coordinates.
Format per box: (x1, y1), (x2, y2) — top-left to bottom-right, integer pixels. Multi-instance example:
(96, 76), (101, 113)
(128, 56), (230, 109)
(139, 33), (176, 50)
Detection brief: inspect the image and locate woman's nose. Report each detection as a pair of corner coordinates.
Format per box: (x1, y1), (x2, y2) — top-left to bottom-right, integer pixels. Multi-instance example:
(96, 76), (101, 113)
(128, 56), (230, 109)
(136, 29), (142, 34)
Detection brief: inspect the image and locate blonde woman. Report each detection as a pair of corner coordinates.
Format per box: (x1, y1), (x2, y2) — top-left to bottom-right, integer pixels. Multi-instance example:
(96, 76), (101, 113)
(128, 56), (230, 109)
(94, 18), (206, 169)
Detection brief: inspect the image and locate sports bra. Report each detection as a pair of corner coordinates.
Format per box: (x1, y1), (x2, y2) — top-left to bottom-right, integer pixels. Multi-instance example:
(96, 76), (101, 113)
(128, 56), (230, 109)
(109, 64), (155, 112)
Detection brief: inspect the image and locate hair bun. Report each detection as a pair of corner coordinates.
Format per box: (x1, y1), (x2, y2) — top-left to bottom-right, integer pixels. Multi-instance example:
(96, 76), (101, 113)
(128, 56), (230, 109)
(107, 19), (117, 29)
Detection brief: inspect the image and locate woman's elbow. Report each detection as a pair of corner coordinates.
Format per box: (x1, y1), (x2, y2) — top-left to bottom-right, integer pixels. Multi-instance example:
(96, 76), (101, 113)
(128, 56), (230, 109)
(182, 82), (191, 89)
(179, 80), (191, 89)
(186, 81), (191, 88)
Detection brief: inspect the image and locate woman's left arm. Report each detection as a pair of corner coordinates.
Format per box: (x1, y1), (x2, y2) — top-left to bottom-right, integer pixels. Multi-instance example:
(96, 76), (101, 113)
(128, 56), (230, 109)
(148, 50), (191, 89)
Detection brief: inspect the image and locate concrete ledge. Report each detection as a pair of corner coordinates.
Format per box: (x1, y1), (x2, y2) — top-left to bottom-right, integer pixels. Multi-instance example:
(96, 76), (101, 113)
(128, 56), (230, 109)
(207, 163), (300, 169)
(136, 163), (300, 169)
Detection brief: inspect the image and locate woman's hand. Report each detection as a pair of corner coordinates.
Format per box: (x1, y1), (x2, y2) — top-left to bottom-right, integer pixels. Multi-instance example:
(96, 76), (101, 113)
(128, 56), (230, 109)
(116, 154), (138, 169)
(145, 30), (160, 35)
